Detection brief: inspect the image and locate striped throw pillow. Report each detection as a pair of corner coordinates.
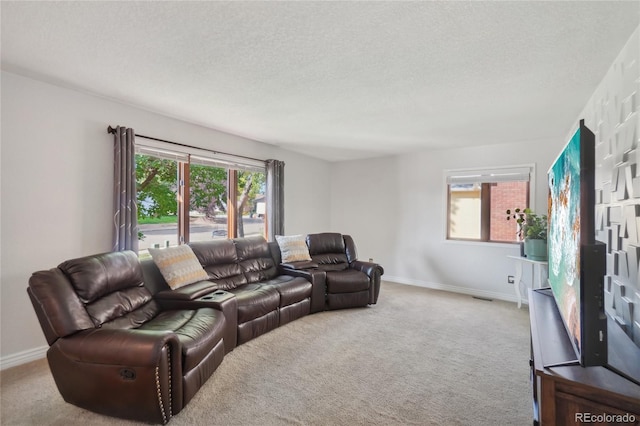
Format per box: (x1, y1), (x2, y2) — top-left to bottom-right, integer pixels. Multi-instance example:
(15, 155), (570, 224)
(276, 234), (312, 263)
(148, 245), (209, 290)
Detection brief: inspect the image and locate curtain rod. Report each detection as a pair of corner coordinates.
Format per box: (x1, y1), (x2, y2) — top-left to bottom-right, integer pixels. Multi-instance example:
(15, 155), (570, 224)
(107, 125), (266, 164)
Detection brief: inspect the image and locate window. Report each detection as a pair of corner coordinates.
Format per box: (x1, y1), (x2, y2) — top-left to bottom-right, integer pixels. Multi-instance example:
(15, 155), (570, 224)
(136, 142), (265, 252)
(136, 153), (179, 249)
(446, 166), (533, 243)
(236, 170), (266, 238)
(188, 160), (229, 242)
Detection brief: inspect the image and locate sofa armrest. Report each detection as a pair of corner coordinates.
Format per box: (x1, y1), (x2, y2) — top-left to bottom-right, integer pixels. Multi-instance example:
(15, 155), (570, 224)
(50, 328), (183, 423)
(350, 260), (384, 277)
(280, 260), (319, 270)
(154, 280), (218, 302)
(350, 260), (384, 305)
(56, 328), (181, 367)
(279, 267), (327, 313)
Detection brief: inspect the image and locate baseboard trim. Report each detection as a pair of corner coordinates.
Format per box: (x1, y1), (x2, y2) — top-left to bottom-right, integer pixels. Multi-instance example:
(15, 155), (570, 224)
(1, 345), (47, 370)
(383, 275), (524, 305)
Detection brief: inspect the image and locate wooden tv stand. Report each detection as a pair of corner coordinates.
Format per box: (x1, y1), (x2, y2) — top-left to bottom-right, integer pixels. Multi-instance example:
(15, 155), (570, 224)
(528, 289), (640, 425)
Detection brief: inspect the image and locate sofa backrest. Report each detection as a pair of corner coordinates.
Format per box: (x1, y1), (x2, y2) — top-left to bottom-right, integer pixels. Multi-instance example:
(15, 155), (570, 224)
(268, 241), (282, 264)
(140, 257), (171, 295)
(28, 268), (95, 345)
(343, 235), (358, 264)
(234, 236), (278, 283)
(57, 250), (159, 329)
(306, 233), (349, 271)
(190, 240), (247, 290)
(189, 237), (277, 287)
(28, 251), (159, 344)
(141, 237), (279, 292)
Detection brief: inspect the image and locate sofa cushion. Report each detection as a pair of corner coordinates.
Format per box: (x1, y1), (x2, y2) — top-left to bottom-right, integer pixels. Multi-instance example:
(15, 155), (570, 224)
(235, 236), (278, 283)
(234, 236), (271, 262)
(306, 233), (345, 255)
(58, 251), (157, 327)
(190, 240), (247, 289)
(326, 270), (370, 293)
(204, 265), (247, 290)
(190, 240), (237, 264)
(138, 307), (225, 372)
(263, 275), (313, 307)
(59, 251), (144, 304)
(88, 288), (156, 327)
(229, 283), (280, 323)
(275, 235), (312, 263)
(148, 245), (209, 290)
(306, 233), (349, 268)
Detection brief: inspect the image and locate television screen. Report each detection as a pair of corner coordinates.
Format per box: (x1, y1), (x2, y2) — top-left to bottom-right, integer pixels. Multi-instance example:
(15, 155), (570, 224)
(548, 120), (606, 367)
(548, 126), (583, 352)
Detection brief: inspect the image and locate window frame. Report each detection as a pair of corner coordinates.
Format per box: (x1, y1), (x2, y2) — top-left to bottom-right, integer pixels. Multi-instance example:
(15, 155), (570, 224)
(443, 164), (536, 244)
(135, 141), (267, 250)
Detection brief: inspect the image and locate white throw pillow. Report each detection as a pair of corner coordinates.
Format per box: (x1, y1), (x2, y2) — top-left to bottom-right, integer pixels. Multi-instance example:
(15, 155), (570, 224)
(276, 234), (312, 263)
(148, 245), (209, 290)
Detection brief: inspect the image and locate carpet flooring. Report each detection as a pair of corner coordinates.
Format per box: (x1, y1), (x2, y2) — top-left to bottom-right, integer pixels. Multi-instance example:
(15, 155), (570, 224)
(1, 282), (532, 425)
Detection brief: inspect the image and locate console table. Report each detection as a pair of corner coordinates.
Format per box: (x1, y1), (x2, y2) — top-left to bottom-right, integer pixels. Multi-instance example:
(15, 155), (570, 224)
(528, 289), (640, 425)
(507, 255), (548, 308)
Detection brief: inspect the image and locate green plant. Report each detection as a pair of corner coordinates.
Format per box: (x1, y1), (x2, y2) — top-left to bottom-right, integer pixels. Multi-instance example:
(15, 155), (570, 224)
(506, 208), (548, 240)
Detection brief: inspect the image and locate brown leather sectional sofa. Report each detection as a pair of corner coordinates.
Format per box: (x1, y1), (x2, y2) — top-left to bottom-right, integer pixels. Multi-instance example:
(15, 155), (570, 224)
(27, 233), (383, 424)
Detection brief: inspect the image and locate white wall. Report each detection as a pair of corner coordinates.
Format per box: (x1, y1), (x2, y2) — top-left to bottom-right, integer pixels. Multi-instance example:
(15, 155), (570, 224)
(330, 140), (560, 301)
(581, 27), (640, 345)
(0, 71), (331, 367)
(330, 26), (640, 304)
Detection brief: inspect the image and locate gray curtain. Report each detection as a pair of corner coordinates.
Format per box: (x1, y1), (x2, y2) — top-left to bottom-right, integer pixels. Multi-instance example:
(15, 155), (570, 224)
(112, 126), (139, 253)
(265, 159), (285, 241)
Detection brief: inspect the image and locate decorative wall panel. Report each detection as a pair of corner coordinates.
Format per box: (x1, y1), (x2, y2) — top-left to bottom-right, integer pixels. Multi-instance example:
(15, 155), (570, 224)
(583, 27), (640, 346)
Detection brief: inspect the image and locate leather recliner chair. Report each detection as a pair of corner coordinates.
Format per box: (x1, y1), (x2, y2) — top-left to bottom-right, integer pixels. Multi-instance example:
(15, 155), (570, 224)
(305, 233), (384, 310)
(27, 251), (227, 424)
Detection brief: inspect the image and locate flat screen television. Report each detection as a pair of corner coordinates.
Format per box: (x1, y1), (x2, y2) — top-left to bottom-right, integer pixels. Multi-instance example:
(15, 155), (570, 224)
(547, 119), (607, 367)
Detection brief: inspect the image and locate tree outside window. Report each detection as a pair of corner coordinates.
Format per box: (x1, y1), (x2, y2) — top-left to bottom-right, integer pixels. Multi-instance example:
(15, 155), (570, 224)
(136, 152), (265, 251)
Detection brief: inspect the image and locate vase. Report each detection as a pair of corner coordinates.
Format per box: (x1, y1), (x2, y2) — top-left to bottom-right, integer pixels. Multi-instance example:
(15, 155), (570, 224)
(524, 239), (547, 261)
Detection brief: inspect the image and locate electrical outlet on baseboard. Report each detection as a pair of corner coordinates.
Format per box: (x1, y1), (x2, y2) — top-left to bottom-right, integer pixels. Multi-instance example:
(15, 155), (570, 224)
(508, 275), (515, 284)
(368, 258), (373, 262)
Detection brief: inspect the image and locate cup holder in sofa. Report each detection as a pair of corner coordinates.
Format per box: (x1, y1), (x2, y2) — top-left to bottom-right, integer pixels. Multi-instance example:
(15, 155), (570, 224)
(200, 290), (228, 301)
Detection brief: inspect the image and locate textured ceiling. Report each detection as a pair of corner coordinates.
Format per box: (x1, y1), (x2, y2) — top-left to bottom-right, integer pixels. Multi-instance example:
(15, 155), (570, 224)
(2, 1), (639, 161)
